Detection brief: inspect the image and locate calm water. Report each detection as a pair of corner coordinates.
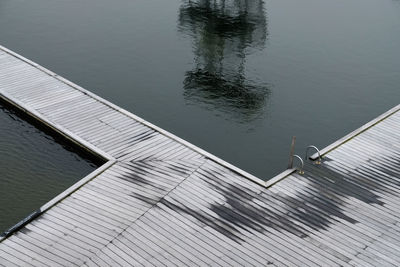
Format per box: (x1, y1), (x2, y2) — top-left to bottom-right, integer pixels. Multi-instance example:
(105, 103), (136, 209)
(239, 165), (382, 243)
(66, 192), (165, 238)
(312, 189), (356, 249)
(0, 101), (102, 233)
(0, 0), (399, 180)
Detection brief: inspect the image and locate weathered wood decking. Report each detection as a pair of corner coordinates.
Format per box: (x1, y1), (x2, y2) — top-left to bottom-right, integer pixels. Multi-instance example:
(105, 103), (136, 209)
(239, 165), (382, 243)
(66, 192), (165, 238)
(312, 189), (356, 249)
(0, 45), (400, 266)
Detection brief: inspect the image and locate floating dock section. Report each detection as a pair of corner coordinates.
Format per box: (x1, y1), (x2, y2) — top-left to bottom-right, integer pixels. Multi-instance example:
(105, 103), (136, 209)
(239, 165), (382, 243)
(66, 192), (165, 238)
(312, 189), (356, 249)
(0, 45), (400, 266)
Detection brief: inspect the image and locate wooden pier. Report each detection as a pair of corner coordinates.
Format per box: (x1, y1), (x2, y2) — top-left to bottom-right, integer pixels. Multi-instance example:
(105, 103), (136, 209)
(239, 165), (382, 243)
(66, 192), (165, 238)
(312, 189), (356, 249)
(0, 45), (400, 266)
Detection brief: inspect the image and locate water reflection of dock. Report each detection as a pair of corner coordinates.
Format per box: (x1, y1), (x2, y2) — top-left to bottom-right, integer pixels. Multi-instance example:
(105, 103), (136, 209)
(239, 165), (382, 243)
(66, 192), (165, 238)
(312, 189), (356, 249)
(1, 44), (400, 266)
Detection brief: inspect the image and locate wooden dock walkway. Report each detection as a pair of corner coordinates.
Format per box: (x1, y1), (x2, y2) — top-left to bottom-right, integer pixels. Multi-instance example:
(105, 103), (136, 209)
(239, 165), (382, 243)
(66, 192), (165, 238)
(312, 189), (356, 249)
(0, 45), (400, 266)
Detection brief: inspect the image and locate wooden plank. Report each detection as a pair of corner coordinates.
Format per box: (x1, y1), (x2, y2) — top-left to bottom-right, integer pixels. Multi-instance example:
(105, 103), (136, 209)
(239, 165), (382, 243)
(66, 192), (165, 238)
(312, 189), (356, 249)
(100, 242), (138, 266)
(73, 189), (141, 218)
(107, 165), (182, 189)
(156, 200), (275, 266)
(122, 228), (188, 266)
(2, 237), (61, 266)
(28, 220), (102, 257)
(80, 182), (151, 212)
(0, 246), (35, 266)
(13, 232), (79, 266)
(108, 230), (169, 266)
(0, 249), (29, 266)
(59, 200), (129, 230)
(143, 209), (249, 266)
(90, 175), (165, 205)
(147, 206), (249, 266)
(180, 176), (344, 266)
(107, 238), (149, 266)
(48, 208), (116, 240)
(172, 182), (321, 266)
(24, 224), (89, 260)
(37, 214), (109, 249)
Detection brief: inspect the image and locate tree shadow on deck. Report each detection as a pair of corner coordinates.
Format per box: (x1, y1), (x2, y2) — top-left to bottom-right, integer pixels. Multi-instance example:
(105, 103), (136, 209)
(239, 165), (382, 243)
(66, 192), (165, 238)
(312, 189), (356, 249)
(156, 159), (391, 244)
(119, 152), (399, 245)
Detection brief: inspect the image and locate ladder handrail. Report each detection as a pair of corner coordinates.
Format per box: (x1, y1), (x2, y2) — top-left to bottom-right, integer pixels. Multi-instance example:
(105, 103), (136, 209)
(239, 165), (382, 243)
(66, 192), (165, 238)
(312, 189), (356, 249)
(305, 145), (322, 164)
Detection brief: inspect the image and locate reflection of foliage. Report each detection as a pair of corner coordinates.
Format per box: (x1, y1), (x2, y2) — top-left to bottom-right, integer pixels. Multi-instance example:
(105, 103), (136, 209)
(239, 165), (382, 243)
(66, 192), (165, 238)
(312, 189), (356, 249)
(178, 0), (268, 48)
(178, 0), (270, 122)
(184, 69), (269, 116)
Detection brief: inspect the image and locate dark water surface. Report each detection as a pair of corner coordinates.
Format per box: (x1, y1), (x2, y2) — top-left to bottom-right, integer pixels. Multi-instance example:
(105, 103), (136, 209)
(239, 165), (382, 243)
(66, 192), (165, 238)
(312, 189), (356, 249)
(0, 101), (101, 233)
(0, 0), (399, 180)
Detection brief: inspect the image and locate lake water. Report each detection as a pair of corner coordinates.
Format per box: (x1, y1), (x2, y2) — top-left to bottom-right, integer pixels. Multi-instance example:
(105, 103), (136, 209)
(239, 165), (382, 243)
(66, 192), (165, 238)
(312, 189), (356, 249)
(0, 0), (399, 180)
(0, 101), (102, 233)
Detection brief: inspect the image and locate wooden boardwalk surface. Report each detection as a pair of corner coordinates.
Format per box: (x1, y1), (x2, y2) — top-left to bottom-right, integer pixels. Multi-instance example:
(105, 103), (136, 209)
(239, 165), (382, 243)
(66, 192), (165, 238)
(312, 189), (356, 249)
(0, 45), (400, 266)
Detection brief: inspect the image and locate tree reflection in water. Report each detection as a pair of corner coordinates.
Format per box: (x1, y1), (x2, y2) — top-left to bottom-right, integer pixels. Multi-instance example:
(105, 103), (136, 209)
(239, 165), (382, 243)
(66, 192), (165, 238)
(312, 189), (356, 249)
(178, 0), (270, 122)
